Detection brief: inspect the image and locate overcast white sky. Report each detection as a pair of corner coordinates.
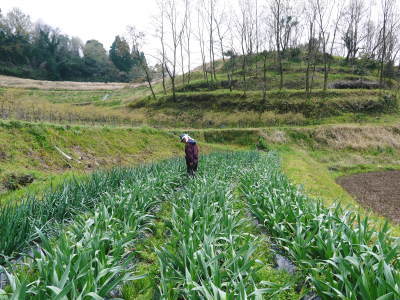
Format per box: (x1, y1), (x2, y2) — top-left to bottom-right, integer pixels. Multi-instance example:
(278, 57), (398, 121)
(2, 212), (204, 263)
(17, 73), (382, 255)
(1, 0), (158, 51)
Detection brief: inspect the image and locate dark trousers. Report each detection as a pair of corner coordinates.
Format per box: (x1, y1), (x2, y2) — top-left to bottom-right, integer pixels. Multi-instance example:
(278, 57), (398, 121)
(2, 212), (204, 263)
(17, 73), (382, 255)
(186, 161), (198, 176)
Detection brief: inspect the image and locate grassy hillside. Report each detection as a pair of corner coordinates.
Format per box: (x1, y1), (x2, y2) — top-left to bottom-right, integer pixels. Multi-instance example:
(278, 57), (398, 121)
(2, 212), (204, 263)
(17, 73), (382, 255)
(131, 89), (398, 127)
(1, 53), (399, 128)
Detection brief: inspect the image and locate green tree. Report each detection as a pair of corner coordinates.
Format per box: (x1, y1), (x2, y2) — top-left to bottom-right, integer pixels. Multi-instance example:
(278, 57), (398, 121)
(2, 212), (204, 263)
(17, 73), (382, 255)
(83, 39), (108, 64)
(109, 35), (133, 72)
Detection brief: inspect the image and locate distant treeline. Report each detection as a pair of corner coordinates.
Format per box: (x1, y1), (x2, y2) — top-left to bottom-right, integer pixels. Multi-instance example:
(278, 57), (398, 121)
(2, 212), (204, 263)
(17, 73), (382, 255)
(0, 7), (156, 82)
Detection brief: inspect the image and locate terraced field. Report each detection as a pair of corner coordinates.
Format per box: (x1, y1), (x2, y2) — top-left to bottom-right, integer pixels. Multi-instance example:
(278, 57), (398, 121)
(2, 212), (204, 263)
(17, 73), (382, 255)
(0, 151), (398, 299)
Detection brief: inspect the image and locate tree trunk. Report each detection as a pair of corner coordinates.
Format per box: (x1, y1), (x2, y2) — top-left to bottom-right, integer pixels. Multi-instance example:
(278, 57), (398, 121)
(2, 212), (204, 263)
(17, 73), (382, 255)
(305, 30), (312, 94)
(143, 62), (156, 100)
(380, 10), (387, 88)
(278, 54), (283, 90)
(161, 65), (167, 95)
(262, 54), (268, 102)
(180, 39), (185, 84)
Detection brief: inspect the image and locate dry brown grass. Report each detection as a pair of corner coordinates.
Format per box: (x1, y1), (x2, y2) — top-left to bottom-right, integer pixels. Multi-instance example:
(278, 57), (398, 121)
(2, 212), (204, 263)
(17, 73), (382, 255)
(311, 125), (400, 150)
(256, 124), (400, 151)
(260, 129), (288, 144)
(0, 88), (148, 126)
(0, 75), (147, 90)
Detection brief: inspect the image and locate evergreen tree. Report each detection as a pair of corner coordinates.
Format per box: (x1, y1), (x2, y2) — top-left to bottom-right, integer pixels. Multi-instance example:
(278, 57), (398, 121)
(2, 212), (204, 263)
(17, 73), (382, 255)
(109, 35), (133, 72)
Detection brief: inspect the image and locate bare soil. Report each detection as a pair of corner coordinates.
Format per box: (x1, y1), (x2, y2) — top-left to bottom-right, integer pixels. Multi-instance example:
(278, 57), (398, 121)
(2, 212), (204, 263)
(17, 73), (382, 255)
(337, 171), (400, 223)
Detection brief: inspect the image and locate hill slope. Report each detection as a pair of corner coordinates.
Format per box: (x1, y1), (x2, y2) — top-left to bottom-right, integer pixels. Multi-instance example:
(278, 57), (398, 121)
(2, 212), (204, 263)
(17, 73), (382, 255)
(1, 54), (399, 128)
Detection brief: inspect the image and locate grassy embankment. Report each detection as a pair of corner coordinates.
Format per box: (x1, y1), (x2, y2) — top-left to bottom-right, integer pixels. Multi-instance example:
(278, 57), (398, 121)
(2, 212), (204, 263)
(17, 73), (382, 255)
(0, 120), (238, 204)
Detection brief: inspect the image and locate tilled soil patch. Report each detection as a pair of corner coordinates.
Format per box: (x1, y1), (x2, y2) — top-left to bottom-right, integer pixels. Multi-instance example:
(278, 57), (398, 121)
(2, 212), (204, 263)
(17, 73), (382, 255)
(337, 171), (400, 223)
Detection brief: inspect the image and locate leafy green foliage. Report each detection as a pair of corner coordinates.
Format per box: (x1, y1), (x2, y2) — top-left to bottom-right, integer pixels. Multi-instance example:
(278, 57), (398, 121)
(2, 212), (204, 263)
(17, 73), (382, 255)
(110, 36), (134, 72)
(256, 136), (270, 151)
(1, 151), (399, 298)
(0, 8), (145, 82)
(0, 152), (301, 299)
(0, 158), (182, 259)
(158, 152), (264, 298)
(0, 158), (184, 299)
(156, 152), (300, 299)
(242, 152), (400, 299)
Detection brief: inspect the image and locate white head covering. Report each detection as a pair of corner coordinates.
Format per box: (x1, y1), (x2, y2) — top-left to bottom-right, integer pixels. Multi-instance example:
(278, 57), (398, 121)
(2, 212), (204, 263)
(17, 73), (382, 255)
(180, 134), (190, 142)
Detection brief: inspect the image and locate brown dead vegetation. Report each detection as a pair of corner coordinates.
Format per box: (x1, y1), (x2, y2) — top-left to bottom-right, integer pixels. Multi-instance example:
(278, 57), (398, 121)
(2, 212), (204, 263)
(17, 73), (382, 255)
(0, 75), (144, 90)
(280, 125), (400, 150)
(0, 89), (147, 126)
(257, 125), (400, 150)
(311, 125), (400, 150)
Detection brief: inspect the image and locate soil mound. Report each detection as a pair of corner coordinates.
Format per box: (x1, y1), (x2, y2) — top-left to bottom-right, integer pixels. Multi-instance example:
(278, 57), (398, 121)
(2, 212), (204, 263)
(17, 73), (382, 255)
(337, 171), (400, 223)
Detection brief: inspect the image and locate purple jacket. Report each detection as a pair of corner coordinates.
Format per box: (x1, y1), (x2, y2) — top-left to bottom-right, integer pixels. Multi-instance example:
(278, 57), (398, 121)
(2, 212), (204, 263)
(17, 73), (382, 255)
(185, 140), (199, 164)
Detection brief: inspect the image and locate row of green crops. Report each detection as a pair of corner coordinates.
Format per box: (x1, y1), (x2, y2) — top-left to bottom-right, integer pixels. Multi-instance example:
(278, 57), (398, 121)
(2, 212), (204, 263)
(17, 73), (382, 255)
(0, 158), (185, 299)
(156, 152), (293, 299)
(0, 160), (184, 259)
(241, 152), (400, 300)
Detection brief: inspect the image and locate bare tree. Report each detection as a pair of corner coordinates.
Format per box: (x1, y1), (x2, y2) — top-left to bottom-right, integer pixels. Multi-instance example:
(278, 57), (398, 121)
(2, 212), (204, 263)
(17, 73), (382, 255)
(3, 7), (32, 37)
(196, 5), (210, 84)
(164, 0), (186, 101)
(361, 9), (378, 60)
(179, 33), (186, 84)
(378, 0), (397, 87)
(156, 0), (167, 94)
(340, 0), (366, 65)
(203, 0), (217, 81)
(258, 5), (272, 102)
(304, 2), (317, 94)
(236, 2), (249, 94)
(184, 0), (192, 84)
(214, 3), (231, 86)
(314, 0), (336, 91)
(328, 1), (344, 66)
(270, 0), (284, 90)
(126, 26), (156, 100)
(225, 30), (237, 91)
(255, 0), (260, 78)
(270, 0), (298, 90)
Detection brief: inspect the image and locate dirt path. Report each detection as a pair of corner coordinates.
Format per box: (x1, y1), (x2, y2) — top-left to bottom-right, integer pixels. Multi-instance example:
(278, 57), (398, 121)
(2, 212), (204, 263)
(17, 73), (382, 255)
(337, 171), (400, 223)
(0, 75), (150, 90)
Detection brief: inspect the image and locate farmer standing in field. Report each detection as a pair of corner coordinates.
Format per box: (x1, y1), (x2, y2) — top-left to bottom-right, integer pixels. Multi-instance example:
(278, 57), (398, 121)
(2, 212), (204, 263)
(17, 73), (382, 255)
(180, 134), (199, 176)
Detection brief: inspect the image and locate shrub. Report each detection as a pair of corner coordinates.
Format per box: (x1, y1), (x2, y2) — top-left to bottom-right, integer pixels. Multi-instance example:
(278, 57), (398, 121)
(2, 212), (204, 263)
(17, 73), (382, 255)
(256, 136), (270, 151)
